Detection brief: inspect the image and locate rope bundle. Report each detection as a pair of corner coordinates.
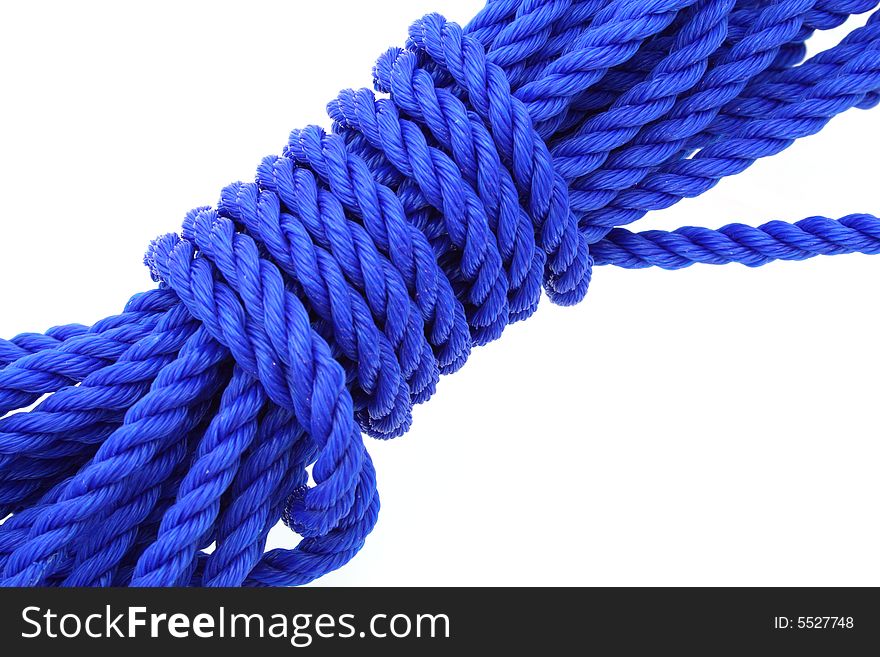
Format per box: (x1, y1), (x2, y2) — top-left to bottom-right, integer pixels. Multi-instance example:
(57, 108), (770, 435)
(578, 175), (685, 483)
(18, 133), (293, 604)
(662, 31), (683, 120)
(1, 0), (879, 587)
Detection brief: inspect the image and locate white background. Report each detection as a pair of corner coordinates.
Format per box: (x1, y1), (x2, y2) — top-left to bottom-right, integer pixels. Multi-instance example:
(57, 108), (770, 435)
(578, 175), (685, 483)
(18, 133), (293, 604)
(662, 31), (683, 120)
(1, 1), (878, 586)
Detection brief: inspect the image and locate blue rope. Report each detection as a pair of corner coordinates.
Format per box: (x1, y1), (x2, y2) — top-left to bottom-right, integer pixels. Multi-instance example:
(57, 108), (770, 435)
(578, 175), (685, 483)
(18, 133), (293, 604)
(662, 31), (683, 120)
(1, 0), (879, 587)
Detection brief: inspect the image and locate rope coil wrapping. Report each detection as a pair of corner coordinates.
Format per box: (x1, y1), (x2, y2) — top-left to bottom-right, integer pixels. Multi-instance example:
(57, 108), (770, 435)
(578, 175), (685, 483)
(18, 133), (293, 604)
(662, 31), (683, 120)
(1, 0), (879, 587)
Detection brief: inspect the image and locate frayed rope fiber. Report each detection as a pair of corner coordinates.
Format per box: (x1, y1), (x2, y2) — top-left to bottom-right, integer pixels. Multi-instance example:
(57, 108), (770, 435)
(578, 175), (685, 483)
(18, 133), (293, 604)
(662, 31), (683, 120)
(1, 0), (879, 587)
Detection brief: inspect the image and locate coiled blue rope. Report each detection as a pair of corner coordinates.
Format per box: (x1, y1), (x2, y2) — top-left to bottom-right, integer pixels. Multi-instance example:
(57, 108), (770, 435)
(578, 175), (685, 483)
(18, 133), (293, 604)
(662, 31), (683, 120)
(1, 0), (878, 587)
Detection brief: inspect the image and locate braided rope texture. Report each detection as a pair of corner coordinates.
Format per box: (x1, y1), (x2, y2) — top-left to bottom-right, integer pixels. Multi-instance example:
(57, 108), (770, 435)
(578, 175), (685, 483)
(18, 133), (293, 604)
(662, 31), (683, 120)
(1, 0), (879, 587)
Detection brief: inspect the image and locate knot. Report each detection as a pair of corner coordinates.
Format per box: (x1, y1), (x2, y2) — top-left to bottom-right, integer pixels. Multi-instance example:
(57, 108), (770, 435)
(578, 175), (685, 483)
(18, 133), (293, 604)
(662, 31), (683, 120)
(285, 125), (512, 344)
(137, 14), (599, 582)
(214, 182), (418, 436)
(379, 13), (593, 306)
(327, 87), (546, 323)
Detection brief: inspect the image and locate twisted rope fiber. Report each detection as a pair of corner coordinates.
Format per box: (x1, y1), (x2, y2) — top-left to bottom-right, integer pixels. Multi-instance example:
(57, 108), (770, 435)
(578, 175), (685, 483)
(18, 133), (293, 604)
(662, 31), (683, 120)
(1, 0), (879, 587)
